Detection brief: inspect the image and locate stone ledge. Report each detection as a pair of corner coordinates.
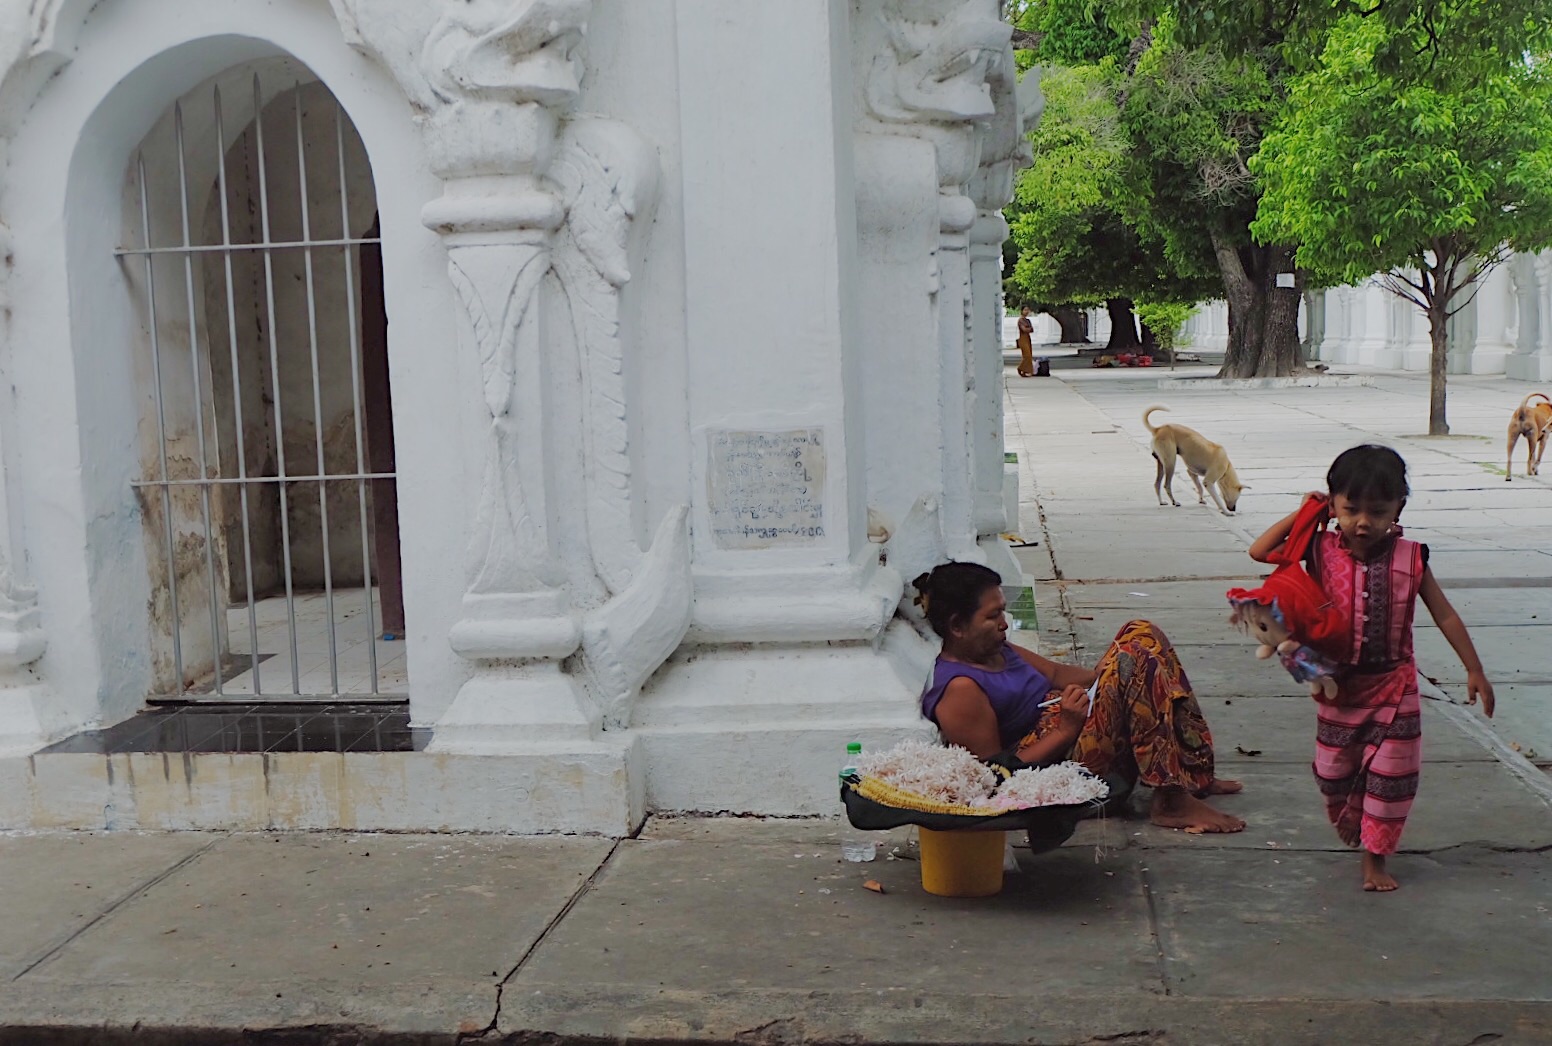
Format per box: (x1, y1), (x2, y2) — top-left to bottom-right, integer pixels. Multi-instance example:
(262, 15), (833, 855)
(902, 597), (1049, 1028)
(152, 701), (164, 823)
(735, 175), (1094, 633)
(1156, 373), (1375, 390)
(0, 747), (641, 835)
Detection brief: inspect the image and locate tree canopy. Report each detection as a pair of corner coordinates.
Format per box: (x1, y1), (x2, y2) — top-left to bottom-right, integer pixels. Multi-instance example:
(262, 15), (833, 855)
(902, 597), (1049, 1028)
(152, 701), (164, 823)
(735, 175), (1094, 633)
(1251, 13), (1552, 431)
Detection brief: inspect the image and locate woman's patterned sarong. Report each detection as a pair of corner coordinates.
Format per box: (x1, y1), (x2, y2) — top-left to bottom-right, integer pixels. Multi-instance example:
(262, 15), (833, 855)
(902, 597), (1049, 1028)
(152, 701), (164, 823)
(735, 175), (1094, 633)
(1018, 619), (1216, 793)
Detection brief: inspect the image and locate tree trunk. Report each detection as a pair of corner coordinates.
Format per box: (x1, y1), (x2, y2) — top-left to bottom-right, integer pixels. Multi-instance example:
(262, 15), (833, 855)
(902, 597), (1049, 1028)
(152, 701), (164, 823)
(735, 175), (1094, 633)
(1105, 298), (1140, 350)
(1212, 237), (1302, 378)
(1428, 303), (1450, 435)
(1048, 305), (1090, 343)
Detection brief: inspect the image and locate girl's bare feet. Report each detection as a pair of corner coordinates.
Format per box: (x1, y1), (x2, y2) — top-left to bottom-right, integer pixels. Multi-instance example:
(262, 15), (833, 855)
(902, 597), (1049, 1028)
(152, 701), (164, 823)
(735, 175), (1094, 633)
(1362, 851), (1398, 892)
(1150, 787), (1246, 833)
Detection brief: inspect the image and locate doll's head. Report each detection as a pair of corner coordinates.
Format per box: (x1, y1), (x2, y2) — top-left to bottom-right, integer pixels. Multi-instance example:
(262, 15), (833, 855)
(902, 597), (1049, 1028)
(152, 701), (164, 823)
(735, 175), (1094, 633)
(1229, 597), (1289, 658)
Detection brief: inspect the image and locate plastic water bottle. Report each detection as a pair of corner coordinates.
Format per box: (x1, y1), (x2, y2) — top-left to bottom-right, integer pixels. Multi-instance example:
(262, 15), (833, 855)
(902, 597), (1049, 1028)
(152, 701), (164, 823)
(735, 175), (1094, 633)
(839, 741), (876, 862)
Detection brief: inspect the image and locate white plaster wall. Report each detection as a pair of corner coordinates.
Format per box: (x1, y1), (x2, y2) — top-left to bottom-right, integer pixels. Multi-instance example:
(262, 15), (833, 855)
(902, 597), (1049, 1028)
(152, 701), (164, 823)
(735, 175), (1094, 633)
(676, 0), (872, 603)
(855, 132), (944, 568)
(2, 0), (467, 732)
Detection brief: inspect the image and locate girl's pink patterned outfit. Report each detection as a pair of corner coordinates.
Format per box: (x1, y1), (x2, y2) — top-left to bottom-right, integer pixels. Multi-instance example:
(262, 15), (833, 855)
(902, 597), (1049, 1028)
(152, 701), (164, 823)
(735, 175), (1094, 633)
(1310, 528), (1427, 855)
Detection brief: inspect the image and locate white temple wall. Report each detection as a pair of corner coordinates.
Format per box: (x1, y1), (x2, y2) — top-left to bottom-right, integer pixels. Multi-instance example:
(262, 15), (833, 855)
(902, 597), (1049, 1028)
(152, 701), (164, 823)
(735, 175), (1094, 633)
(0, 0), (1034, 828)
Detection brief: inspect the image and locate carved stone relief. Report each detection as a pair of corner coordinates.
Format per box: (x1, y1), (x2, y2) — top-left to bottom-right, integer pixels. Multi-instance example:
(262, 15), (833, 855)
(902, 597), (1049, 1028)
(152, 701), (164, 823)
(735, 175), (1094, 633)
(337, 0), (689, 723)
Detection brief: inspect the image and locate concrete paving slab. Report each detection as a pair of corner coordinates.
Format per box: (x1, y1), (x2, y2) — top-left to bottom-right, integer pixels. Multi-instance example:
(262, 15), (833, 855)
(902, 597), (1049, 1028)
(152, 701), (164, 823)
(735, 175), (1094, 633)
(1124, 760), (1552, 853)
(1064, 608), (1244, 652)
(1062, 579), (1265, 611)
(14, 833), (612, 1037)
(1147, 848), (1552, 999)
(512, 820), (1161, 996)
(1051, 549), (1261, 583)
(0, 832), (212, 980)
(1201, 693), (1497, 765)
(1471, 683), (1552, 762)
(1414, 625), (1551, 685)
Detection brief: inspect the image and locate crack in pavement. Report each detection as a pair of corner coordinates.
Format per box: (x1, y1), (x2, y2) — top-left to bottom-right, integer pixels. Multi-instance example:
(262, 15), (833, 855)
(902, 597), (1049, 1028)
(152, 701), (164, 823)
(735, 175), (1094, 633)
(456, 840), (623, 1043)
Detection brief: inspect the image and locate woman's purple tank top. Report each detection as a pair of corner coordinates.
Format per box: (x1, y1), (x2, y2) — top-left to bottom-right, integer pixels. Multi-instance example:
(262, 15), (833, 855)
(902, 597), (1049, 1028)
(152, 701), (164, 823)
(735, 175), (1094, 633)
(921, 644), (1054, 750)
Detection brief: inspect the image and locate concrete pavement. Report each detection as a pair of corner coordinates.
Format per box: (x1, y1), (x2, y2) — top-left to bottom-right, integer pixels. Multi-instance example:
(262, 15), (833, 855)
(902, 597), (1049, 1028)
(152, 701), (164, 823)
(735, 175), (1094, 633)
(2, 362), (1551, 1045)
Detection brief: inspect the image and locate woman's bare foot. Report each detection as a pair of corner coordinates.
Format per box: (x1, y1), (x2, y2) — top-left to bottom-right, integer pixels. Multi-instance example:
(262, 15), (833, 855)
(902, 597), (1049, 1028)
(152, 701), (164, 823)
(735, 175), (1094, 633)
(1197, 778), (1243, 796)
(1362, 851), (1399, 892)
(1150, 787), (1246, 833)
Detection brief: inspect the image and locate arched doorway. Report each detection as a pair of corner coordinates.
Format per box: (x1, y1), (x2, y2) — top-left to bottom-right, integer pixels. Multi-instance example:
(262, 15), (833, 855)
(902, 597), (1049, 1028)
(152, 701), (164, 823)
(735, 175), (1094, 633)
(120, 66), (405, 701)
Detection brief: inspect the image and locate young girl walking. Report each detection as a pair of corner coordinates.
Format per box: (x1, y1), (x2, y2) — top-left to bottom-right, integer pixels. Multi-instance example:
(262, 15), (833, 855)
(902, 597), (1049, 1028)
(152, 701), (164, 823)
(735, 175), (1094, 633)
(1248, 445), (1495, 892)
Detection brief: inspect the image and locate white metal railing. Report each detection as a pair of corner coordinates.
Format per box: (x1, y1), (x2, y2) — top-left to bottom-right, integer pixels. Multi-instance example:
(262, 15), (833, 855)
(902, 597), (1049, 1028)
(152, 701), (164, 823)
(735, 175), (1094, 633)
(120, 76), (399, 700)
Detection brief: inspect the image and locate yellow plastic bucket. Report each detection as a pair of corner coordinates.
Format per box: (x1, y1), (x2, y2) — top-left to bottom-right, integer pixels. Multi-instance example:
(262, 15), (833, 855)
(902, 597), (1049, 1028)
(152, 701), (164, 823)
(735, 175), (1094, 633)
(918, 828), (1005, 897)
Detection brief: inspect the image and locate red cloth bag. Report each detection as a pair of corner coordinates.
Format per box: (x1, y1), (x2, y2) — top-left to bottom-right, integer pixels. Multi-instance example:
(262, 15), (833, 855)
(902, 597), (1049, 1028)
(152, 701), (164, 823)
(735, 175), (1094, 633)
(1226, 494), (1345, 652)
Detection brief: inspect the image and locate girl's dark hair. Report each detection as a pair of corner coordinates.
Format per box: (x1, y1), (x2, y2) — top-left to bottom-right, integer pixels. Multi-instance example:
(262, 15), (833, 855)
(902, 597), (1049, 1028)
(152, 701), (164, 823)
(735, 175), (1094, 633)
(911, 562), (1003, 637)
(1327, 444), (1409, 502)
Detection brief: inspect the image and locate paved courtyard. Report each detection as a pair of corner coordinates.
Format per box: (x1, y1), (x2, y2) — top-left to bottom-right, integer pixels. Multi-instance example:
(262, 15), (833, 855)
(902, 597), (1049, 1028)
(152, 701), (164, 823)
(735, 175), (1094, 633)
(0, 363), (1548, 1045)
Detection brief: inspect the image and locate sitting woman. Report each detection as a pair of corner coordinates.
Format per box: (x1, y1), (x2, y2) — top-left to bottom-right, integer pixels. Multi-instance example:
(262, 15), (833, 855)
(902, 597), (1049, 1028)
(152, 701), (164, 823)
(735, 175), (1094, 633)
(914, 562), (1245, 833)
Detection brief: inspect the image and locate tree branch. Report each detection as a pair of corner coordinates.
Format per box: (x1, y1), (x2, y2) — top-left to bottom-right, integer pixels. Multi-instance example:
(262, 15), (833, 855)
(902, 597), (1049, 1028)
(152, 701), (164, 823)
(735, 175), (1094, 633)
(1378, 272), (1428, 311)
(1210, 231), (1255, 304)
(1010, 28), (1043, 51)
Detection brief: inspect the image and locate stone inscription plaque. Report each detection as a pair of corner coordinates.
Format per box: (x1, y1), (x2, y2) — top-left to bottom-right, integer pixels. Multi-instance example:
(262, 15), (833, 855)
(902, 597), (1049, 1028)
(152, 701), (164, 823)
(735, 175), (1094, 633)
(707, 428), (827, 549)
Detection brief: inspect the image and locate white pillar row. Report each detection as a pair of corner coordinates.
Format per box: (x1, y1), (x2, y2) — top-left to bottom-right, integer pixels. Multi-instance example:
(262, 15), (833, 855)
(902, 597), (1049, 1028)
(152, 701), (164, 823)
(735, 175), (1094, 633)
(1465, 261), (1515, 375)
(1315, 288), (1350, 364)
(1508, 249), (1552, 380)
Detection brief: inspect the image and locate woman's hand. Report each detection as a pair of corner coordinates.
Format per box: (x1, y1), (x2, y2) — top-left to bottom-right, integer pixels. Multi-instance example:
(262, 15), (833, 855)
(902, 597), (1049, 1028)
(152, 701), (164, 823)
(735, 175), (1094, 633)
(1055, 684), (1090, 734)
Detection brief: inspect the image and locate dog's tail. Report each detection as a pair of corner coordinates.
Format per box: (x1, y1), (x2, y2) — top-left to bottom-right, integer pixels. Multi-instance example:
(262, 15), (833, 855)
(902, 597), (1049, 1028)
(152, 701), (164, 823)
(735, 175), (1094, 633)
(1517, 392), (1552, 415)
(1142, 405), (1170, 433)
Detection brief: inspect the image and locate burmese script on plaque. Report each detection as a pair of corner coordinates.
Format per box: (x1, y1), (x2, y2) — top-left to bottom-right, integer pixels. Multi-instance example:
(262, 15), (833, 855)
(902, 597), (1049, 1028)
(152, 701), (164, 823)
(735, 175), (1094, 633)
(707, 428), (827, 549)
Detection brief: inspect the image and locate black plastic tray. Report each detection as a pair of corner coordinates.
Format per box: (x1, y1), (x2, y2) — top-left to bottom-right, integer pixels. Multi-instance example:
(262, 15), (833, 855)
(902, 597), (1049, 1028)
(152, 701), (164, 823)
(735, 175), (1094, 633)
(841, 777), (1099, 835)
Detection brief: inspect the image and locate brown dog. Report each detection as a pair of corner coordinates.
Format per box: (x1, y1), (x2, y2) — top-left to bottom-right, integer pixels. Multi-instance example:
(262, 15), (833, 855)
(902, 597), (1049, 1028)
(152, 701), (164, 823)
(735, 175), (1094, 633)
(1143, 405), (1246, 514)
(1506, 392), (1552, 481)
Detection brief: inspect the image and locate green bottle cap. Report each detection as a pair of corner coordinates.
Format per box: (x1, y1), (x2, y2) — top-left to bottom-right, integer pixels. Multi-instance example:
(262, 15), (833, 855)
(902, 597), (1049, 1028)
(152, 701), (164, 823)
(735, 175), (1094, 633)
(846, 742), (862, 754)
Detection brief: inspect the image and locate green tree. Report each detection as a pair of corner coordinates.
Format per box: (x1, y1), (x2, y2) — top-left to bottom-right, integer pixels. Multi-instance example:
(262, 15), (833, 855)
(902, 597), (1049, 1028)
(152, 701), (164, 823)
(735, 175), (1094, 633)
(1110, 0), (1552, 78)
(1251, 16), (1552, 434)
(1005, 59), (1216, 350)
(1114, 17), (1303, 377)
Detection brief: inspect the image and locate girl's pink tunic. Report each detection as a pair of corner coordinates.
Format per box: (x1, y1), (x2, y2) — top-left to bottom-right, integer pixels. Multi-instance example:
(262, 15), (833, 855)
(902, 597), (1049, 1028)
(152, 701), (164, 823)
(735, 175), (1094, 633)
(1310, 528), (1427, 856)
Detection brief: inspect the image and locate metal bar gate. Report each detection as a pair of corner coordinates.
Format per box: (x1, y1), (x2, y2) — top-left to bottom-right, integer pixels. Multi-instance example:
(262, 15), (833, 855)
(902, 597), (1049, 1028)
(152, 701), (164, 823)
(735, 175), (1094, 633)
(118, 77), (403, 701)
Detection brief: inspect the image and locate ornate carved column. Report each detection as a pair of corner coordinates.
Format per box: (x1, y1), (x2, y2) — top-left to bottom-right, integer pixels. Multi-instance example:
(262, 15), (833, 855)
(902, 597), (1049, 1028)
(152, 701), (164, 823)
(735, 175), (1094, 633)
(968, 53), (1037, 578)
(339, 0), (690, 753)
(862, 0), (1014, 566)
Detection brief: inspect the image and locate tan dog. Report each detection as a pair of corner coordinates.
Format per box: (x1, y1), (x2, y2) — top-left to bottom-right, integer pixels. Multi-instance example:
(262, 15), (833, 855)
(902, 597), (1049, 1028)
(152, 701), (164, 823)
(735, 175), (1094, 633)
(1506, 392), (1552, 481)
(1143, 405), (1246, 514)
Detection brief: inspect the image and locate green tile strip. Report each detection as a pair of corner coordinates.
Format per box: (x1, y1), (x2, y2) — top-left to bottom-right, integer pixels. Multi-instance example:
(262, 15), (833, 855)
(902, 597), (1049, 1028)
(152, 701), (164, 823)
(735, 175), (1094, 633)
(1005, 585), (1038, 633)
(1004, 452), (1019, 464)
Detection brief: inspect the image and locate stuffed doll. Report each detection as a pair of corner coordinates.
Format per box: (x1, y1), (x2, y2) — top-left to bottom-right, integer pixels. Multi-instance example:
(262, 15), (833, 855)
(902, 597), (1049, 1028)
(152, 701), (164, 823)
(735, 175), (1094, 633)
(1227, 596), (1338, 700)
(1226, 493), (1347, 700)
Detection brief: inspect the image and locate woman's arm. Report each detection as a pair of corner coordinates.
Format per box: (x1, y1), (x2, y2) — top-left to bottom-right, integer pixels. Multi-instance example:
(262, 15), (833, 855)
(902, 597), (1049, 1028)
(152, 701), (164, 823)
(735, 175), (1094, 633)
(932, 677), (1005, 759)
(1009, 643), (1097, 689)
(936, 673), (1086, 764)
(1419, 568), (1495, 717)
